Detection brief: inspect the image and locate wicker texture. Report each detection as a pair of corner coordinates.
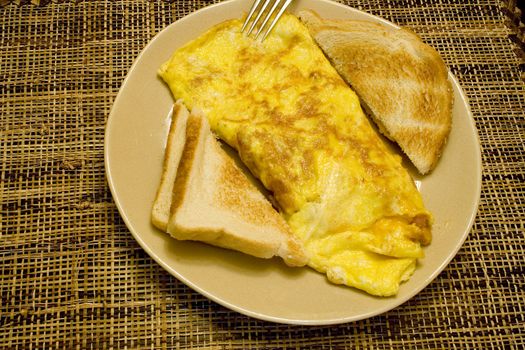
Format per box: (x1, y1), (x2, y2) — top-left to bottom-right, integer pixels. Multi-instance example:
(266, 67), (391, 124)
(1, 0), (524, 348)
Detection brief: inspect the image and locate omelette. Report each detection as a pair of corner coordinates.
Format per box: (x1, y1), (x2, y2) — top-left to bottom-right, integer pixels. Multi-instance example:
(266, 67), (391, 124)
(159, 14), (432, 296)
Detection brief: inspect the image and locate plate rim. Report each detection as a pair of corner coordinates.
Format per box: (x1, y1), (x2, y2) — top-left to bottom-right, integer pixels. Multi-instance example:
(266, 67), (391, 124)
(104, 0), (482, 325)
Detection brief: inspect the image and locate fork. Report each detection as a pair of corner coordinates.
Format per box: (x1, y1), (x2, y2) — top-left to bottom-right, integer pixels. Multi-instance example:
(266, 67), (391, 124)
(241, 0), (293, 42)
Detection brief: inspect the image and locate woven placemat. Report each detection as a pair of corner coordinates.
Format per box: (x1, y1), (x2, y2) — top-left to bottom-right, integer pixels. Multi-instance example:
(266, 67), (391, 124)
(1, 0), (524, 348)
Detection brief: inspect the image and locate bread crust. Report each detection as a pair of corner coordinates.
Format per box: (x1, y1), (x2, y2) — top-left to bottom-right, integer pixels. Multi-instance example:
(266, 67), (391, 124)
(151, 101), (189, 231)
(165, 109), (308, 267)
(169, 115), (203, 216)
(299, 10), (453, 174)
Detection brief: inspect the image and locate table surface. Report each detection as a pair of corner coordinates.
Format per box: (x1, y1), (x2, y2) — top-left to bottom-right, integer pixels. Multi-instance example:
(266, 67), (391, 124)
(1, 0), (524, 349)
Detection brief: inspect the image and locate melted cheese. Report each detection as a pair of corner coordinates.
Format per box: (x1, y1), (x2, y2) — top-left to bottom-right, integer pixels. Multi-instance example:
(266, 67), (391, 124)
(159, 14), (432, 296)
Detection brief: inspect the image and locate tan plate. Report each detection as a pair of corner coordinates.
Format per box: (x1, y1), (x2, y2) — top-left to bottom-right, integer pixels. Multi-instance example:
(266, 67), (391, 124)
(105, 0), (482, 325)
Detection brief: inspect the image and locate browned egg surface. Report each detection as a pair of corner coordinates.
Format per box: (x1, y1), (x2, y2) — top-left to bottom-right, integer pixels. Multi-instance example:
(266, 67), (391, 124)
(159, 14), (432, 296)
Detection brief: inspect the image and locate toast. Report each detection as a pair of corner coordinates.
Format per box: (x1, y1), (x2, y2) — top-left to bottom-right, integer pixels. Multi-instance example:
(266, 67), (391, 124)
(299, 10), (452, 174)
(151, 100), (190, 231)
(157, 107), (307, 266)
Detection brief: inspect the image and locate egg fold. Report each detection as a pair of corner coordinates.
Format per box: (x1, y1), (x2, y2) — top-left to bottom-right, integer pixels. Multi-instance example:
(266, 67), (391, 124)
(159, 14), (432, 296)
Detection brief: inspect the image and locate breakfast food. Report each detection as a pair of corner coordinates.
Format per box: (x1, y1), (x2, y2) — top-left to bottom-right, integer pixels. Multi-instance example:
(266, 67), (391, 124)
(153, 103), (307, 266)
(151, 100), (190, 231)
(299, 10), (452, 174)
(158, 14), (433, 296)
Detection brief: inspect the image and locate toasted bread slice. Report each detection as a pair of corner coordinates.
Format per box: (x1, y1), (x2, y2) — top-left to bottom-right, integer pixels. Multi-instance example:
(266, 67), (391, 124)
(299, 10), (452, 174)
(167, 110), (307, 267)
(151, 101), (190, 231)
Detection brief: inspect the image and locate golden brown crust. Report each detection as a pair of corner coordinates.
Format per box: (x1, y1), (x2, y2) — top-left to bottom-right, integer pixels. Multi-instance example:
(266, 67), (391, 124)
(214, 137), (308, 266)
(168, 112), (308, 267)
(151, 102), (186, 231)
(215, 150), (288, 230)
(299, 10), (453, 174)
(169, 115), (203, 216)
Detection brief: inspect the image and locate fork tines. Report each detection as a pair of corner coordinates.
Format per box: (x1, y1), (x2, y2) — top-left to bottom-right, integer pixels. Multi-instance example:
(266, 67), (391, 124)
(241, 0), (293, 42)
